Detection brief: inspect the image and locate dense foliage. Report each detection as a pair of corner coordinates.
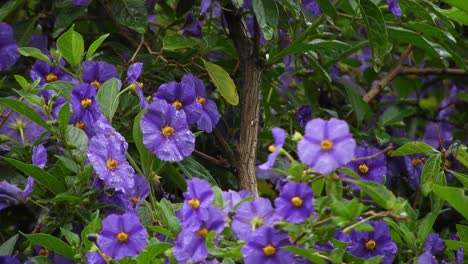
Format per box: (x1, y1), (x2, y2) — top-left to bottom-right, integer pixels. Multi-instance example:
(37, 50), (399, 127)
(0, 0), (467, 263)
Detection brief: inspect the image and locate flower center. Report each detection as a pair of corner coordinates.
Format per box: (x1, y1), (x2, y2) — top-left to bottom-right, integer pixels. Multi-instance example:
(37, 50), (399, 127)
(268, 145), (276, 153)
(130, 196), (140, 204)
(365, 239), (377, 250)
(106, 159), (118, 170)
(262, 244), (276, 256)
(39, 248), (49, 257)
(75, 121), (86, 129)
(90, 80), (101, 89)
(250, 216), (263, 229)
(172, 100), (183, 110)
(386, 149), (394, 157)
(46, 73), (58, 82)
(162, 126), (175, 137)
(358, 164), (369, 174)
(116, 231), (129, 243)
(138, 82), (144, 88)
(196, 227), (208, 237)
(412, 158), (423, 166)
(81, 98), (92, 108)
(196, 96), (206, 104)
(188, 198), (200, 208)
(320, 140), (333, 151)
(291, 196), (303, 207)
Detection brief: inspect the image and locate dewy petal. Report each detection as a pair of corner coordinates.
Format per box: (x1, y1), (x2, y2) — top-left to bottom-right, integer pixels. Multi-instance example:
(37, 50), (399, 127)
(174, 131), (195, 157)
(32, 144), (47, 169)
(126, 62), (143, 83)
(156, 81), (178, 103)
(156, 138), (185, 162)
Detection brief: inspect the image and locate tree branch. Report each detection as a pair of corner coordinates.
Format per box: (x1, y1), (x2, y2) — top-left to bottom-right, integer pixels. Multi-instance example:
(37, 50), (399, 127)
(223, 3), (262, 196)
(400, 67), (468, 76)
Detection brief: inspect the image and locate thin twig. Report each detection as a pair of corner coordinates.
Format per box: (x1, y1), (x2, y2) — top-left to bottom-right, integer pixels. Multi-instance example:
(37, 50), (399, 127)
(351, 144), (393, 162)
(363, 45), (413, 102)
(400, 67), (468, 76)
(193, 150), (231, 169)
(129, 34), (145, 64)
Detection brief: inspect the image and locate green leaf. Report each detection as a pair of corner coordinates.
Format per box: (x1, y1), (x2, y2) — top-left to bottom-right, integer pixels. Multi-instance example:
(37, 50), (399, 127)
(432, 185), (468, 219)
(112, 0), (148, 33)
(316, 0), (337, 18)
(347, 179), (398, 210)
(282, 246), (326, 264)
(358, 0), (390, 72)
(455, 148), (468, 168)
(439, 7), (468, 25)
(53, 7), (86, 38)
(205, 231), (243, 258)
(65, 125), (88, 160)
(0, 98), (49, 130)
(442, 0), (468, 13)
(86, 33), (110, 61)
(163, 33), (198, 50)
(45, 81), (75, 100)
(60, 228), (80, 247)
(420, 154), (442, 196)
(136, 242), (173, 263)
(57, 103), (71, 133)
(417, 212), (439, 241)
(445, 240), (468, 251)
(50, 194), (82, 203)
(3, 158), (66, 195)
(268, 40), (350, 64)
(0, 234), (19, 256)
(457, 225), (468, 243)
(387, 27), (440, 60)
(24, 233), (75, 259)
(0, 0), (25, 21)
(28, 256), (52, 264)
(391, 142), (437, 156)
(252, 0), (279, 40)
(81, 215), (101, 250)
(56, 25), (84, 67)
(14, 75), (30, 90)
(203, 60), (239, 105)
(340, 79), (372, 124)
(378, 105), (416, 126)
(18, 47), (52, 64)
(177, 157), (217, 186)
(308, 55), (331, 83)
(96, 78), (120, 122)
(451, 171), (468, 188)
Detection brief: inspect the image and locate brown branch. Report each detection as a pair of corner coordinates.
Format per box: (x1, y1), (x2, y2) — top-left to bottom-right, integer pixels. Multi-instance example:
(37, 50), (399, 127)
(400, 67), (468, 76)
(193, 150), (231, 169)
(363, 45), (413, 103)
(223, 3), (262, 196)
(351, 144), (393, 162)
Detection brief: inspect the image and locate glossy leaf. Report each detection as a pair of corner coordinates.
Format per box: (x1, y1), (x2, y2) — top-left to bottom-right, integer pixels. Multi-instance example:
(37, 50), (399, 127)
(253, 0), (279, 40)
(392, 142), (438, 156)
(420, 154), (442, 196)
(177, 157), (217, 186)
(203, 60), (239, 105)
(86, 33), (110, 61)
(112, 0), (148, 33)
(0, 234), (19, 256)
(18, 47), (52, 64)
(0, 0), (25, 21)
(432, 185), (468, 219)
(0, 98), (49, 129)
(56, 25), (84, 67)
(136, 242), (173, 263)
(96, 78), (120, 122)
(24, 233), (75, 259)
(347, 179), (398, 210)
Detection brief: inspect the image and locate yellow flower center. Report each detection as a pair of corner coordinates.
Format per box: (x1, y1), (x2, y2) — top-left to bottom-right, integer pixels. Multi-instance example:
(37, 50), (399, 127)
(130, 196), (140, 204)
(358, 164), (369, 174)
(90, 80), (101, 89)
(172, 100), (183, 110)
(116, 231), (129, 243)
(81, 98), (92, 108)
(320, 140), (333, 151)
(262, 244), (276, 256)
(412, 158), (423, 166)
(106, 159), (118, 170)
(268, 145), (276, 153)
(39, 248), (49, 257)
(365, 239), (377, 250)
(162, 126), (175, 137)
(75, 121), (86, 129)
(291, 196), (303, 207)
(138, 82), (144, 88)
(46, 73), (58, 82)
(196, 96), (206, 104)
(188, 198), (200, 209)
(196, 227), (208, 237)
(386, 149), (394, 157)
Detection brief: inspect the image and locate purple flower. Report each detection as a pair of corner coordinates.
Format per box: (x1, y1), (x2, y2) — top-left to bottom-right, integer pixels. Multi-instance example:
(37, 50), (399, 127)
(0, 256), (20, 264)
(346, 221), (397, 264)
(298, 118), (356, 175)
(33, 144), (47, 169)
(418, 251), (438, 264)
(425, 233), (445, 256)
(274, 182), (314, 224)
(156, 78), (202, 125)
(141, 99), (195, 162)
(28, 34), (48, 53)
(181, 13), (203, 37)
(97, 212), (148, 260)
(183, 74), (220, 132)
(126, 62), (148, 109)
(173, 206), (225, 263)
(73, 0), (92, 6)
(81, 61), (119, 90)
(126, 174), (150, 212)
(222, 189), (252, 214)
(0, 23), (19, 71)
(69, 84), (104, 137)
(424, 122), (453, 150)
(0, 108), (46, 146)
(404, 154), (425, 190)
(232, 197), (279, 241)
(259, 128), (286, 170)
(457, 246), (464, 263)
(178, 178), (214, 229)
(30, 59), (75, 87)
(0, 177), (35, 211)
(342, 144), (387, 191)
(303, 0), (322, 16)
(387, 0), (401, 18)
(88, 133), (135, 193)
(86, 252), (107, 264)
(35, 90), (68, 121)
(201, 0), (212, 16)
(295, 105), (312, 128)
(241, 226), (294, 264)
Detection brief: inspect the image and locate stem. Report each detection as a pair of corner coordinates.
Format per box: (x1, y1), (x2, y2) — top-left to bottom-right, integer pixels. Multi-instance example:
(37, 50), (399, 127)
(400, 67), (468, 76)
(129, 34), (145, 64)
(126, 152), (144, 176)
(351, 144), (393, 162)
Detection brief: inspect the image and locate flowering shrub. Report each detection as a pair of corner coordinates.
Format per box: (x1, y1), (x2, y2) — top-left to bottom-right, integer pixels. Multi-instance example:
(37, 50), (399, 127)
(0, 0), (468, 264)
